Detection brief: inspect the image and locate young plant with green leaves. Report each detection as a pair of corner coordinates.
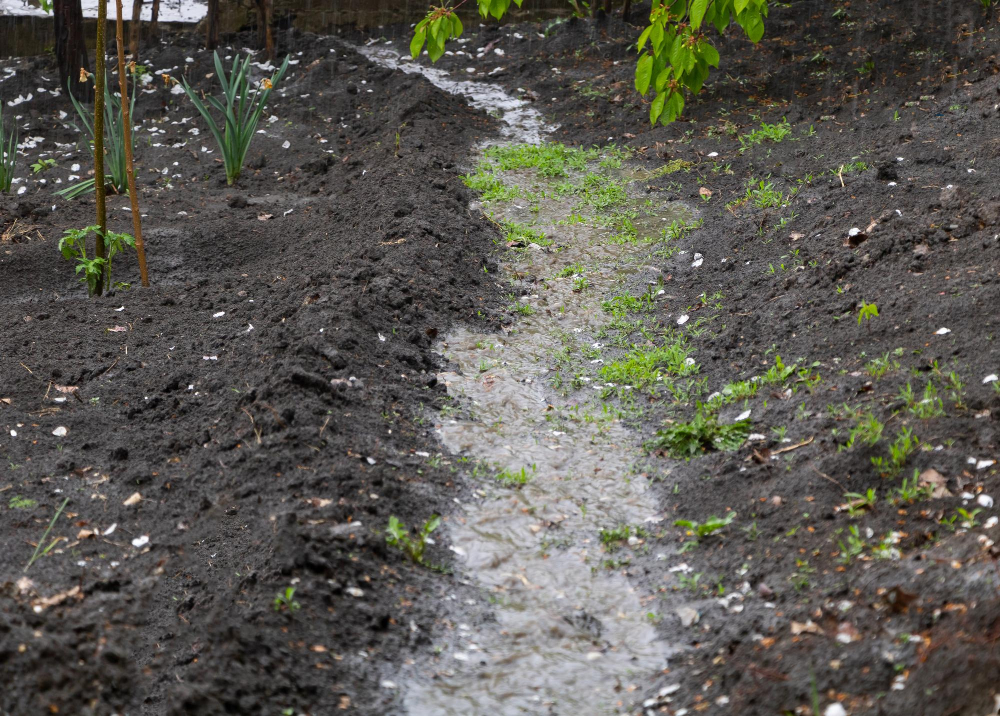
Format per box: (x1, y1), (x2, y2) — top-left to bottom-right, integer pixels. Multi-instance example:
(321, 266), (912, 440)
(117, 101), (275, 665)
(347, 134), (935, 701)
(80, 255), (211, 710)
(181, 51), (290, 185)
(59, 225), (136, 295)
(57, 72), (136, 200)
(273, 586), (301, 613)
(0, 103), (15, 193)
(652, 403), (750, 457)
(386, 514), (442, 564)
(675, 511), (736, 544)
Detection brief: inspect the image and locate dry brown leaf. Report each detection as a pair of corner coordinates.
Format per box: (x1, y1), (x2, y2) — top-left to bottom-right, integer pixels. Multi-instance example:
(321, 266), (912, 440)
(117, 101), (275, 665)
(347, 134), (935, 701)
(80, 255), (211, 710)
(76, 529), (95, 539)
(31, 585), (82, 611)
(304, 497), (333, 508)
(791, 620), (823, 636)
(918, 468), (951, 498)
(54, 385), (78, 394)
(257, 213), (273, 221)
(699, 187), (713, 199)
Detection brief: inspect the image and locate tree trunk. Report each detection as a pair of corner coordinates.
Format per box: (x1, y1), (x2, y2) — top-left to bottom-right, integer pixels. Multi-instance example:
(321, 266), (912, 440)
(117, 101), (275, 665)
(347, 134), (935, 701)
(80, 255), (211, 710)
(129, 0), (143, 57)
(206, 0), (220, 50)
(149, 0), (160, 37)
(53, 0), (90, 101)
(622, 0), (631, 22)
(256, 0), (274, 61)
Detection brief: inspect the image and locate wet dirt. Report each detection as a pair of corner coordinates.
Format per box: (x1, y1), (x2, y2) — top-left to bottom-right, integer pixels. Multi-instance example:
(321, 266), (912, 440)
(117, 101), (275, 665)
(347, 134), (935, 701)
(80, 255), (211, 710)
(5, 1), (1000, 714)
(0, 29), (507, 716)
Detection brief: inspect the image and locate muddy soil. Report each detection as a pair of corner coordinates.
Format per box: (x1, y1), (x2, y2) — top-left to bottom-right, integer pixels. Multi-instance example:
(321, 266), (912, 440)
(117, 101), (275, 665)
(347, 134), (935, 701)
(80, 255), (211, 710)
(0, 30), (509, 716)
(378, 0), (1000, 714)
(5, 0), (1000, 714)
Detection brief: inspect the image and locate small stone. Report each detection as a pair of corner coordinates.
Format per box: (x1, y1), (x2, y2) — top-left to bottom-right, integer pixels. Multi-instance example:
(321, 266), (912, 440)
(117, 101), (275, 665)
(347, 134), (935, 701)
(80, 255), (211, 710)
(824, 704), (847, 716)
(52, 426), (67, 437)
(346, 587), (364, 597)
(676, 606), (700, 626)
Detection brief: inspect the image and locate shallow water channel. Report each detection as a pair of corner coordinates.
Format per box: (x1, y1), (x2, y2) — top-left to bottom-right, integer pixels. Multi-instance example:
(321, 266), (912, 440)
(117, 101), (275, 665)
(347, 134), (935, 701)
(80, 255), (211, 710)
(361, 46), (687, 715)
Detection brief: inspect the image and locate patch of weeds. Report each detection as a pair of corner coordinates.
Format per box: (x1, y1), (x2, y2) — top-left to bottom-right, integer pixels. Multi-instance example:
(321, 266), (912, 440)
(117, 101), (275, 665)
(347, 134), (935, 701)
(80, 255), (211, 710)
(893, 470), (933, 503)
(651, 403), (751, 458)
(463, 166), (521, 201)
(647, 158), (692, 178)
(899, 381), (945, 419)
(598, 145), (634, 169)
(483, 142), (597, 177)
(760, 355), (797, 387)
(866, 352), (899, 379)
(600, 523), (647, 551)
(738, 118), (791, 151)
(8, 495), (37, 510)
(507, 301), (536, 316)
(844, 487), (877, 517)
(728, 178), (786, 209)
(554, 263), (584, 278)
(501, 219), (551, 246)
(273, 586), (301, 613)
(675, 512), (736, 549)
(577, 172), (628, 212)
(842, 412), (884, 450)
(386, 514), (441, 563)
(600, 341), (696, 389)
(601, 292), (654, 317)
(871, 427), (918, 477)
(496, 464), (535, 486)
(837, 525), (866, 564)
(721, 378), (759, 401)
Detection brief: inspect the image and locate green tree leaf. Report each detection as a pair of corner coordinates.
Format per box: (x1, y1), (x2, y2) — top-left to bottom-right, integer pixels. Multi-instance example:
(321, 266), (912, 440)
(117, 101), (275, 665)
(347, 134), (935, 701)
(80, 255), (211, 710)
(635, 54), (654, 94)
(690, 0), (709, 29)
(410, 28), (426, 58)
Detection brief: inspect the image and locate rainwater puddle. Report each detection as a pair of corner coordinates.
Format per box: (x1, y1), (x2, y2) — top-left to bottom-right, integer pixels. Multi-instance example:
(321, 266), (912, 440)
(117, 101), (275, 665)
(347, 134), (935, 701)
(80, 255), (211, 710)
(363, 45), (686, 715)
(357, 45), (551, 145)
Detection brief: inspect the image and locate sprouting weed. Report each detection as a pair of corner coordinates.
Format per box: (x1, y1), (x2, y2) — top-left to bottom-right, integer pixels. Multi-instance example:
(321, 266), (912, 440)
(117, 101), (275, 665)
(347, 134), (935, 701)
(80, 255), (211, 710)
(386, 514), (442, 564)
(273, 586), (301, 613)
(496, 464), (535, 486)
(837, 525), (866, 564)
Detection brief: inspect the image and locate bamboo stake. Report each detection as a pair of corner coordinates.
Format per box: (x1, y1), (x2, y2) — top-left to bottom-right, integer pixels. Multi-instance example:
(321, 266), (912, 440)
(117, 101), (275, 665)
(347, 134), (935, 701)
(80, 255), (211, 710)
(115, 0), (149, 286)
(93, 0), (107, 295)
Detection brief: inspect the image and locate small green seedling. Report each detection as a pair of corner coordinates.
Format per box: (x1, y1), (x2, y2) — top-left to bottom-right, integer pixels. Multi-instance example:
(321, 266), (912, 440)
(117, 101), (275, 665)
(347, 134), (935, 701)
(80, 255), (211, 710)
(386, 514), (441, 564)
(24, 497), (69, 572)
(59, 225), (136, 295)
(31, 157), (57, 174)
(273, 586), (301, 613)
(674, 511), (736, 544)
(857, 301), (879, 329)
(844, 488), (876, 517)
(837, 524), (866, 564)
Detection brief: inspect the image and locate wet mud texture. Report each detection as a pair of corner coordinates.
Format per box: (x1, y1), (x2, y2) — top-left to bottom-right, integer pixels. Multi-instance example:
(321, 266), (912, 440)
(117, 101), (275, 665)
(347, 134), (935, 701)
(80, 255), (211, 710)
(0, 32), (505, 715)
(389, 1), (1000, 715)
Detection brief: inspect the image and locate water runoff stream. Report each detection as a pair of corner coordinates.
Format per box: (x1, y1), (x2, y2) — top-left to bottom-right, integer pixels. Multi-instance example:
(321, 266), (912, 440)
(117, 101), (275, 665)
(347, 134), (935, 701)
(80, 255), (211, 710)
(361, 44), (686, 716)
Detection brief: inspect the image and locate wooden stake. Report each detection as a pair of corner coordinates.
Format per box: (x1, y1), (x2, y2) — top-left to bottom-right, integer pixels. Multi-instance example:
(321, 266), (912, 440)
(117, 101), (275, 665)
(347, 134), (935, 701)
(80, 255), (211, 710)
(94, 0), (107, 295)
(115, 0), (149, 287)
